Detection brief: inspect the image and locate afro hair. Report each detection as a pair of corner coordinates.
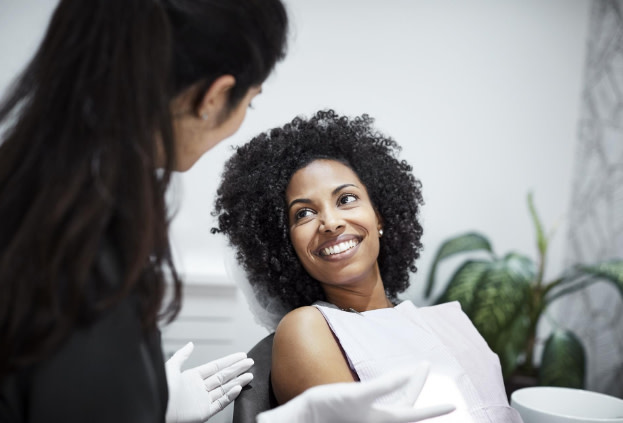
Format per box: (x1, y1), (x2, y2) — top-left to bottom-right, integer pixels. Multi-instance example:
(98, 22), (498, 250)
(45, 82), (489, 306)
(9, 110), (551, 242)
(213, 109), (424, 312)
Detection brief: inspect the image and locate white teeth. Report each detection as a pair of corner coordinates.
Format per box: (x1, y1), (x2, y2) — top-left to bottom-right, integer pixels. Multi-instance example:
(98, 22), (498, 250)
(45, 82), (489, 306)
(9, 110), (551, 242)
(321, 240), (358, 256)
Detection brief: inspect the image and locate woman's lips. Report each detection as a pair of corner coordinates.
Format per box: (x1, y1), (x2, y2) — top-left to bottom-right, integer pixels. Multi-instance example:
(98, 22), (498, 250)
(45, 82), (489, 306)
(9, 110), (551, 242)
(315, 235), (361, 259)
(319, 239), (359, 256)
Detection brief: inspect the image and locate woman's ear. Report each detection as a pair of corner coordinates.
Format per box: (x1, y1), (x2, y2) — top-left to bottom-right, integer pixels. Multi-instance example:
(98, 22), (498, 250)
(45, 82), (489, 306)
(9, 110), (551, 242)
(375, 209), (384, 234)
(196, 75), (236, 120)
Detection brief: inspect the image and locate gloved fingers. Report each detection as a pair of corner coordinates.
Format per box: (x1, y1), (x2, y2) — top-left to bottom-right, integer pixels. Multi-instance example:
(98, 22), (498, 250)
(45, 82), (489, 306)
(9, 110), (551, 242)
(354, 363), (431, 405)
(411, 404), (456, 421)
(209, 384), (242, 416)
(204, 357), (254, 391)
(401, 361), (430, 406)
(208, 372), (253, 402)
(370, 403), (456, 423)
(165, 342), (194, 371)
(341, 368), (415, 404)
(255, 393), (308, 423)
(194, 352), (247, 379)
(227, 372), (253, 390)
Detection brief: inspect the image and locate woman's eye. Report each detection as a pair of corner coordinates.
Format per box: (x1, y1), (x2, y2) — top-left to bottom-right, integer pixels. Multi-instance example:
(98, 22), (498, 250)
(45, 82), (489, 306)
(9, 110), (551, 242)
(339, 194), (358, 205)
(295, 208), (314, 220)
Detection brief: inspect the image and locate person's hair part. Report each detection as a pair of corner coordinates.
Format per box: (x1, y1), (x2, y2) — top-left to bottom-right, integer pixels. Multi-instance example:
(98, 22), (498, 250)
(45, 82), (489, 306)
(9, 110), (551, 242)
(213, 110), (424, 312)
(0, 0), (287, 378)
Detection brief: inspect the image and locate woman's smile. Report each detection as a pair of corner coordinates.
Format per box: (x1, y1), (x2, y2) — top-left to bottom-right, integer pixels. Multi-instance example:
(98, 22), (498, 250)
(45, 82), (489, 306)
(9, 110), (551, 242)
(315, 236), (361, 259)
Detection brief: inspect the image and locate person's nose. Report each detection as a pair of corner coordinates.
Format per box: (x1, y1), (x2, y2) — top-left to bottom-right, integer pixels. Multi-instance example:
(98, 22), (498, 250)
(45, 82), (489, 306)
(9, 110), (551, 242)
(318, 208), (344, 233)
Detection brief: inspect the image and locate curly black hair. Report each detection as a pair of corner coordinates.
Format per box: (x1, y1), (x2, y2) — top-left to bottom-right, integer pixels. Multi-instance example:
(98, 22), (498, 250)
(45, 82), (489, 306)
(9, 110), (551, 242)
(212, 110), (424, 312)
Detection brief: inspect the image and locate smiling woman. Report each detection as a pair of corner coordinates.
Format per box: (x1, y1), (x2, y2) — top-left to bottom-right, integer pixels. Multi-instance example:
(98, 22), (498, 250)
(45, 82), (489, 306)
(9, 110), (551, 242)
(213, 110), (524, 421)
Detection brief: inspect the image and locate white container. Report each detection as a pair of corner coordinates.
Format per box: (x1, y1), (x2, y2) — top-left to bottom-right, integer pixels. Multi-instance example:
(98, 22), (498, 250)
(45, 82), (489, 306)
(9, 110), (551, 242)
(511, 387), (623, 423)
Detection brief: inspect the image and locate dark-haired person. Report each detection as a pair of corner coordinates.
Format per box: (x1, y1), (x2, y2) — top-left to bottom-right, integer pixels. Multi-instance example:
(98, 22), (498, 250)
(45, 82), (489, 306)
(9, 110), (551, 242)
(0, 1), (452, 423)
(0, 0), (281, 422)
(214, 110), (524, 422)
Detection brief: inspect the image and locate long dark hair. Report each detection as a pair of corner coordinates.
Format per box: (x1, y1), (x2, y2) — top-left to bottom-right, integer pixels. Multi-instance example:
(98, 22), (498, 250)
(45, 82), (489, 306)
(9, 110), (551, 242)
(0, 0), (287, 378)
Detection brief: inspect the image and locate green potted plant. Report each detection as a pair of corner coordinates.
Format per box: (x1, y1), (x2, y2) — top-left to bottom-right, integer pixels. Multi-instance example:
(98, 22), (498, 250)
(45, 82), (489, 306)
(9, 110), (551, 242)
(423, 193), (623, 392)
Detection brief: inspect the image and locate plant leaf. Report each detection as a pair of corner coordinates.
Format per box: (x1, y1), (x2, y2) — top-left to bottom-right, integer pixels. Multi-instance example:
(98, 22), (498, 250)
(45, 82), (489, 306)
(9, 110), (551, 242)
(545, 277), (597, 304)
(578, 259), (623, 298)
(503, 252), (537, 282)
(435, 260), (491, 315)
(527, 192), (547, 256)
(539, 329), (586, 388)
(425, 232), (493, 298)
(494, 310), (531, 378)
(468, 254), (534, 355)
(493, 253), (537, 377)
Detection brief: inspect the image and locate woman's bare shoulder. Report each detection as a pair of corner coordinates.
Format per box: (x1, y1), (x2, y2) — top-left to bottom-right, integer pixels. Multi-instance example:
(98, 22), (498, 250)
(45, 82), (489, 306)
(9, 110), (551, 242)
(272, 306), (335, 368)
(275, 306), (327, 336)
(271, 306), (355, 404)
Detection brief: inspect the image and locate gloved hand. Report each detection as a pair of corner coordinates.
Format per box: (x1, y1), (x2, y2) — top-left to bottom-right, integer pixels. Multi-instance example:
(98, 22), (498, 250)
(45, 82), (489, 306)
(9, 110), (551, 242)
(256, 362), (455, 423)
(165, 342), (254, 423)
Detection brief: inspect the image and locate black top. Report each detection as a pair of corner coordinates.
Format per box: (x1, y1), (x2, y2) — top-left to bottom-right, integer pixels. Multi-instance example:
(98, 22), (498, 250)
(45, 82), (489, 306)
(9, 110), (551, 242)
(0, 243), (168, 422)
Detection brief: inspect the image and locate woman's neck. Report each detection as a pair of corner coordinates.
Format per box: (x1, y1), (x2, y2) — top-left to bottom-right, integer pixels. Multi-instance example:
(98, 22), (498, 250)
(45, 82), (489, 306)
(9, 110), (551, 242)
(322, 273), (393, 312)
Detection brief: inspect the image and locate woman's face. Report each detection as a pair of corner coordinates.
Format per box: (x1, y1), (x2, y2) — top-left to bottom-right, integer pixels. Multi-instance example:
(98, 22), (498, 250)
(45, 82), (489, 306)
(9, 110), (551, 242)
(285, 159), (383, 289)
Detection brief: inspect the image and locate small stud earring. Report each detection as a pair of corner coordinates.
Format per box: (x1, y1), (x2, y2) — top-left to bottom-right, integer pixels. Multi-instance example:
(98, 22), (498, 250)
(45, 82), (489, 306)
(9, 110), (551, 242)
(201, 112), (208, 121)
(379, 229), (384, 237)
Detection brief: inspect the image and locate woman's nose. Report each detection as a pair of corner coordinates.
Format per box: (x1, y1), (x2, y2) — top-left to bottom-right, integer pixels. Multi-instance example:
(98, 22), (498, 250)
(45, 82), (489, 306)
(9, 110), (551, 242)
(318, 209), (344, 233)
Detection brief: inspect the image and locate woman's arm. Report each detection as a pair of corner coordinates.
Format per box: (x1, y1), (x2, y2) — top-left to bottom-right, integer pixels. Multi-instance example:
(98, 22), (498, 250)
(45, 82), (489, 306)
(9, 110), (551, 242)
(271, 306), (356, 404)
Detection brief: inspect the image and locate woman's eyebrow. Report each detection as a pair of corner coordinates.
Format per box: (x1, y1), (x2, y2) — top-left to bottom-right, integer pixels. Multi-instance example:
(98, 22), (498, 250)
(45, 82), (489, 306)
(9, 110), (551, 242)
(288, 184), (358, 211)
(288, 198), (311, 211)
(332, 183), (357, 196)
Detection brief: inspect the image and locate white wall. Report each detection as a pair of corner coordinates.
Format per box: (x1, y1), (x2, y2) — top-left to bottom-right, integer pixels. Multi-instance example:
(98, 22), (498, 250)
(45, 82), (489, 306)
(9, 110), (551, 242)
(0, 0), (56, 98)
(1, 0), (591, 402)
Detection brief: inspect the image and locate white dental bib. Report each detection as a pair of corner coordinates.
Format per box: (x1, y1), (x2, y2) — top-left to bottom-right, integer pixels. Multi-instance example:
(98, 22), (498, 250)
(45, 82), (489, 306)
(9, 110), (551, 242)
(313, 301), (524, 422)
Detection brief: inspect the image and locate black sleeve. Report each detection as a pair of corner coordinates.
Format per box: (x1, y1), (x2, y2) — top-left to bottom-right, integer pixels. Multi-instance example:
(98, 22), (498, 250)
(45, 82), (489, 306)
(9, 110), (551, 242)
(0, 296), (168, 423)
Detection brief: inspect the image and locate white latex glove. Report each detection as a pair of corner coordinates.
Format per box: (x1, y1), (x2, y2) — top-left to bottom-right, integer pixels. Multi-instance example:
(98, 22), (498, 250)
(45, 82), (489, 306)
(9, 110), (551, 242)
(256, 362), (455, 423)
(165, 342), (254, 423)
